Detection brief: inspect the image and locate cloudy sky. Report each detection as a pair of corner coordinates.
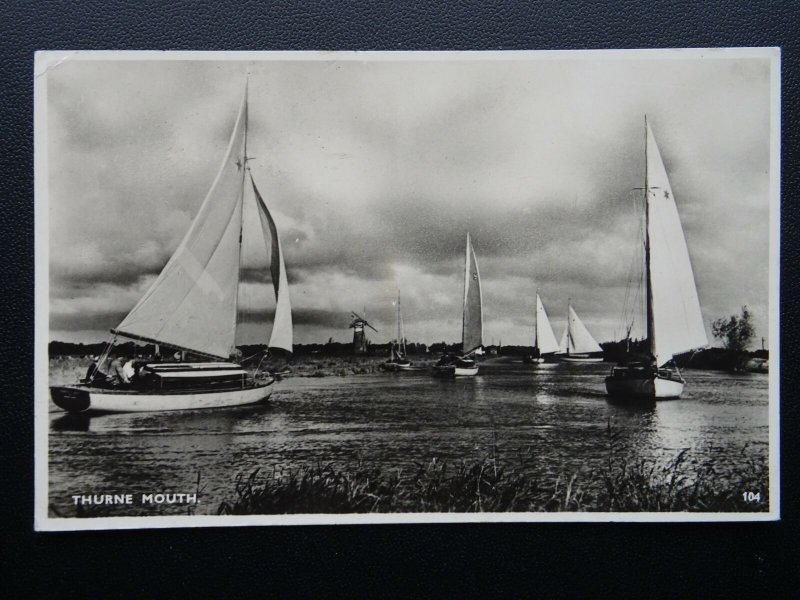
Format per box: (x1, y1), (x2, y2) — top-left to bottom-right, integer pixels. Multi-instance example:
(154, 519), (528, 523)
(45, 52), (775, 349)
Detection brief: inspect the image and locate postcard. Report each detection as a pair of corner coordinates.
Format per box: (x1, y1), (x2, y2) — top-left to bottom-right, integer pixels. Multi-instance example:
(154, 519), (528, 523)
(34, 49), (780, 530)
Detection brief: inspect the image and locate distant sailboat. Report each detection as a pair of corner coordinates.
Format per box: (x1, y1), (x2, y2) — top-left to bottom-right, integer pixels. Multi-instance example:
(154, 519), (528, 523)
(524, 292), (559, 364)
(51, 86), (293, 414)
(433, 233), (483, 377)
(605, 118), (707, 400)
(554, 303), (604, 363)
(381, 289), (413, 371)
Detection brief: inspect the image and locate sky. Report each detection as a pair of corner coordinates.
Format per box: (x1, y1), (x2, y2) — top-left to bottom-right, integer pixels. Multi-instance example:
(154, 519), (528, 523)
(44, 52), (775, 349)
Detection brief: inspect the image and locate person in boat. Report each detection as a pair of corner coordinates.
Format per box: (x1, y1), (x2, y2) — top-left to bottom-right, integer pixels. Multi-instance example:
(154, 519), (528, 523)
(436, 352), (457, 367)
(122, 357), (136, 383)
(108, 355), (130, 386)
(82, 356), (105, 384)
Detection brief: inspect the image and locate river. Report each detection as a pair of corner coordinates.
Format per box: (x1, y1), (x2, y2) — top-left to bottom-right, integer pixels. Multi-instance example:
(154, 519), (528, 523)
(47, 359), (770, 517)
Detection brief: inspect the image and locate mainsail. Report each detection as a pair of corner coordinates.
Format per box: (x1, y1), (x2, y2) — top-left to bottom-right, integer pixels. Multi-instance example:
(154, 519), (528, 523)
(462, 233), (483, 354)
(252, 175), (293, 354)
(558, 305), (602, 354)
(645, 121), (707, 366)
(535, 294), (559, 354)
(114, 93), (248, 359)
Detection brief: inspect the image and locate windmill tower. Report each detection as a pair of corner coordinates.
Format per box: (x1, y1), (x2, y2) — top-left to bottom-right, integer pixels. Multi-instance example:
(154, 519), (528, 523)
(349, 310), (377, 355)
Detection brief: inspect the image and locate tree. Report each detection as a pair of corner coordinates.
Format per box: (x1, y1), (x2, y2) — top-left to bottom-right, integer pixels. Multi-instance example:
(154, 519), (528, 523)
(711, 306), (755, 354)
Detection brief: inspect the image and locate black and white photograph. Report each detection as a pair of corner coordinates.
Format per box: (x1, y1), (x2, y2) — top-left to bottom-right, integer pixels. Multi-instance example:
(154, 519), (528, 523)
(34, 49), (779, 529)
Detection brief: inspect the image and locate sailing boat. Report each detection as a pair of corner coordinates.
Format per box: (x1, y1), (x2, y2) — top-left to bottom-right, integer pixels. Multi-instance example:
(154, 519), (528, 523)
(605, 118), (707, 400)
(381, 289), (413, 371)
(433, 233), (483, 377)
(523, 292), (559, 364)
(554, 302), (604, 363)
(50, 86), (293, 414)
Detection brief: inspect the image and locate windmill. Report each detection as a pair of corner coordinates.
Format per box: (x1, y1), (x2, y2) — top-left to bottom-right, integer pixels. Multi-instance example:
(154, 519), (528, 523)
(349, 310), (377, 355)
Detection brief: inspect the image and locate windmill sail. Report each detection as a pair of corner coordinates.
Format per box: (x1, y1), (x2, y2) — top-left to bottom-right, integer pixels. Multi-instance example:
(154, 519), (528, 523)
(558, 306), (602, 354)
(113, 93), (248, 359)
(646, 122), (707, 366)
(252, 174), (293, 354)
(462, 233), (483, 354)
(535, 294), (559, 354)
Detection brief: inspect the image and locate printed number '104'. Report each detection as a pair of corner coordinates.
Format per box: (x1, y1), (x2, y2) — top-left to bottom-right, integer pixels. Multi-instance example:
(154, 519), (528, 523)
(743, 491), (761, 503)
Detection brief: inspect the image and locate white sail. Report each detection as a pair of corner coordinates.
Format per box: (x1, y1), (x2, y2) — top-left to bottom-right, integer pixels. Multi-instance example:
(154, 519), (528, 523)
(252, 175), (293, 354)
(396, 289), (406, 356)
(462, 233), (483, 354)
(558, 325), (569, 354)
(557, 305), (602, 354)
(535, 294), (559, 354)
(646, 122), (707, 366)
(114, 93), (248, 359)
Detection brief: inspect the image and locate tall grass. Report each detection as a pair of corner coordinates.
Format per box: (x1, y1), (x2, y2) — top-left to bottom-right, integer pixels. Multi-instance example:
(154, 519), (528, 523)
(218, 427), (769, 514)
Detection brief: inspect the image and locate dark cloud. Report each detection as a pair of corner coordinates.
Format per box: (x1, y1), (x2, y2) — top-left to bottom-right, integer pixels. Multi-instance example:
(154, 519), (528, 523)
(45, 54), (774, 346)
(50, 310), (128, 332)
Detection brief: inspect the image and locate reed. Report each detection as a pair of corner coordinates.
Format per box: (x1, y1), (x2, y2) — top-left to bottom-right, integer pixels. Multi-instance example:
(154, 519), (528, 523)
(218, 439), (768, 514)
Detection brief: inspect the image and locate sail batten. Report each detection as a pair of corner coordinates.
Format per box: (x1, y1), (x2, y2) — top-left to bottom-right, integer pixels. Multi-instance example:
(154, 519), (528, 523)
(645, 122), (707, 366)
(462, 234), (483, 354)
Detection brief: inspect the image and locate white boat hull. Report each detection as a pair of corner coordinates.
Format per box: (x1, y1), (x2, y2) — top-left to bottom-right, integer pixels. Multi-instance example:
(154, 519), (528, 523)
(432, 365), (479, 377)
(50, 380), (274, 414)
(556, 355), (604, 363)
(605, 369), (684, 400)
(454, 366), (479, 376)
(380, 361), (414, 372)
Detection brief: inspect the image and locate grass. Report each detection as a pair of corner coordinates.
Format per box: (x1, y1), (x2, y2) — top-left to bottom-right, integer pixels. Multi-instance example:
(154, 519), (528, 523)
(218, 425), (769, 514)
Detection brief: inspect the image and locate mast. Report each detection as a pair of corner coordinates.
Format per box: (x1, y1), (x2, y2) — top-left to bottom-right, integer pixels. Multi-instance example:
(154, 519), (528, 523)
(566, 298), (571, 356)
(644, 115), (656, 363)
(396, 289), (402, 355)
(233, 80), (249, 353)
(462, 233), (470, 351)
(533, 290), (539, 350)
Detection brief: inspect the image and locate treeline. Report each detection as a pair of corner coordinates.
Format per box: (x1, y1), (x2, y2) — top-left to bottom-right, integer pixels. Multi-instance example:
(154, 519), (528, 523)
(49, 339), (535, 359)
(47, 339), (770, 372)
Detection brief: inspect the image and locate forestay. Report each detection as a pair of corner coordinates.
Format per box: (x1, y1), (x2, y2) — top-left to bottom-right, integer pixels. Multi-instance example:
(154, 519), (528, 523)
(646, 122), (707, 366)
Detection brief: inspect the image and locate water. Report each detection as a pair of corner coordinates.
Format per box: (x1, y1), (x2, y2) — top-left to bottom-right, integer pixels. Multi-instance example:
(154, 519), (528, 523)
(48, 360), (769, 516)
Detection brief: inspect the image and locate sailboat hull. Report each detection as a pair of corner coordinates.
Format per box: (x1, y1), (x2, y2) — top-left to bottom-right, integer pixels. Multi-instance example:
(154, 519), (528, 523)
(556, 354), (604, 363)
(380, 359), (414, 372)
(604, 367), (684, 399)
(523, 356), (545, 364)
(50, 379), (275, 414)
(432, 365), (479, 377)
